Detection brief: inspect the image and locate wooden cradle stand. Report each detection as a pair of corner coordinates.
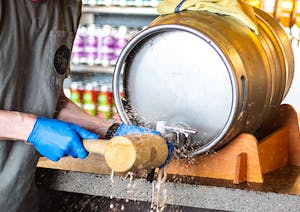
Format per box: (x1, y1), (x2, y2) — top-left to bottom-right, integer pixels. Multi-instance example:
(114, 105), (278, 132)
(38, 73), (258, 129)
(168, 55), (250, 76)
(164, 104), (300, 184)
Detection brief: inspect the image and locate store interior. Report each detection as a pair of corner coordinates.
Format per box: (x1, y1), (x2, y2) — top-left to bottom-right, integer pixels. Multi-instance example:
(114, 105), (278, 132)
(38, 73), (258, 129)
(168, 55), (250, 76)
(38, 0), (300, 211)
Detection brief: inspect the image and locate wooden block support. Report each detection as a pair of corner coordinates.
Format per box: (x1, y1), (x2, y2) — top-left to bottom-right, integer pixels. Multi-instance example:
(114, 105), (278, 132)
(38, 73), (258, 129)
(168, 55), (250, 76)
(258, 127), (289, 174)
(234, 152), (247, 184)
(164, 104), (300, 184)
(281, 105), (300, 166)
(164, 133), (264, 183)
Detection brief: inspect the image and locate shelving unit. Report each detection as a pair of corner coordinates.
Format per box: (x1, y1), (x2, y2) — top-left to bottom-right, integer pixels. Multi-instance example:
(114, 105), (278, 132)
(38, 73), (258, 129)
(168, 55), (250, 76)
(70, 5), (158, 75)
(70, 64), (114, 74)
(82, 5), (158, 15)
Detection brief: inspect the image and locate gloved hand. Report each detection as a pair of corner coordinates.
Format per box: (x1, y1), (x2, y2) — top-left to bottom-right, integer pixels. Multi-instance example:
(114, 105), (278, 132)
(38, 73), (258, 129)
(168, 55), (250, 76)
(27, 117), (98, 161)
(113, 124), (174, 168)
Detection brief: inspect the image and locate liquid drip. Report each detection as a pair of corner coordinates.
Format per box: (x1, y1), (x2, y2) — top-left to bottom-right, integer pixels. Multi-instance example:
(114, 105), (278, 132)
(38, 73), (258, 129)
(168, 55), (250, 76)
(151, 169), (167, 212)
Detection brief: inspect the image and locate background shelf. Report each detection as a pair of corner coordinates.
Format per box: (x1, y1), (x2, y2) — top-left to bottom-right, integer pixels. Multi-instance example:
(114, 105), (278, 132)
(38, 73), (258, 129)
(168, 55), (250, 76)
(82, 6), (158, 15)
(71, 64), (115, 74)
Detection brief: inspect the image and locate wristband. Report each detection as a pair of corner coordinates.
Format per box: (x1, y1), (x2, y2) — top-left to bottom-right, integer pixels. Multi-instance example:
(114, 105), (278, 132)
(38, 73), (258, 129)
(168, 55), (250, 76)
(104, 123), (121, 139)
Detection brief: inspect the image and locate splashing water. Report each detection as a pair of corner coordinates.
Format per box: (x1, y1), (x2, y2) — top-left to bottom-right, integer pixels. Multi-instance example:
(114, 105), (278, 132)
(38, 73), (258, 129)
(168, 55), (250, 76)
(125, 171), (134, 181)
(109, 203), (114, 209)
(125, 172), (135, 195)
(108, 151), (170, 211)
(110, 170), (115, 210)
(151, 169), (167, 212)
(111, 170), (115, 183)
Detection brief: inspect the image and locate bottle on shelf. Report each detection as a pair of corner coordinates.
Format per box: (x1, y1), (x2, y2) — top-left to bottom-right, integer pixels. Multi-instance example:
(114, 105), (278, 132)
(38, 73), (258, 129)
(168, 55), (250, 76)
(85, 24), (100, 65)
(114, 26), (129, 62)
(82, 82), (98, 116)
(72, 25), (87, 65)
(97, 85), (113, 120)
(99, 25), (117, 67)
(70, 81), (85, 108)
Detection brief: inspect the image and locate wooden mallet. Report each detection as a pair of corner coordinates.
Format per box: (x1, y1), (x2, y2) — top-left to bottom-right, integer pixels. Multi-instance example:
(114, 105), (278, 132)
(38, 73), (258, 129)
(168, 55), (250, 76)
(83, 134), (169, 172)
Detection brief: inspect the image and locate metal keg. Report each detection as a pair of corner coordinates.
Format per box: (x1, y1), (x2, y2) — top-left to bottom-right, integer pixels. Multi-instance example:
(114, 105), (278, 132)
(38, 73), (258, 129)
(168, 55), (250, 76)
(113, 8), (294, 157)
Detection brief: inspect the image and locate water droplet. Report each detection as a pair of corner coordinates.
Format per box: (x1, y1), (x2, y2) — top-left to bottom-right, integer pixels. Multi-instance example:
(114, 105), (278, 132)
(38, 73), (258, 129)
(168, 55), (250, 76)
(110, 170), (115, 183)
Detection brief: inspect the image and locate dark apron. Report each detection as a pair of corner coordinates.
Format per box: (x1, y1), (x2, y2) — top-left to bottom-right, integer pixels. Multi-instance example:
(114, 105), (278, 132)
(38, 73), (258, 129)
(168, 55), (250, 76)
(0, 1), (81, 211)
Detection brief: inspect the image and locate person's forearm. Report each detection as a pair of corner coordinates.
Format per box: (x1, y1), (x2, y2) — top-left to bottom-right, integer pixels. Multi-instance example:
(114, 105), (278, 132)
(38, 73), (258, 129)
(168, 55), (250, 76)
(0, 110), (37, 141)
(55, 91), (114, 138)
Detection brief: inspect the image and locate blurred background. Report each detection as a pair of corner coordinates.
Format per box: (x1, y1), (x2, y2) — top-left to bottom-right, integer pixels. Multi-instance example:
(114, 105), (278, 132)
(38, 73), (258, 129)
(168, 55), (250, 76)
(65, 0), (300, 121)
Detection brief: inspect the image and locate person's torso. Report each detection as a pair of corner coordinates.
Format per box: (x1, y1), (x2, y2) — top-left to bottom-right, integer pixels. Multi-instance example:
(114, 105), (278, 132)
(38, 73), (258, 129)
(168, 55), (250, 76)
(0, 1), (81, 211)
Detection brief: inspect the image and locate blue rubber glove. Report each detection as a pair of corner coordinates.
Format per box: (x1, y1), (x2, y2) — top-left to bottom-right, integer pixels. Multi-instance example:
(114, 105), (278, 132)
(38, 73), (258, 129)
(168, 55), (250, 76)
(114, 124), (161, 136)
(114, 124), (174, 168)
(27, 117), (98, 162)
(159, 141), (174, 168)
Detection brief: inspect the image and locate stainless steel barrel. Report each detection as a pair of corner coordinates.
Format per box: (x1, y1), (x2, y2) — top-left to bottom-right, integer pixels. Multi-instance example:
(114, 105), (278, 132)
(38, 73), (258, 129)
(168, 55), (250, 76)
(113, 8), (294, 157)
